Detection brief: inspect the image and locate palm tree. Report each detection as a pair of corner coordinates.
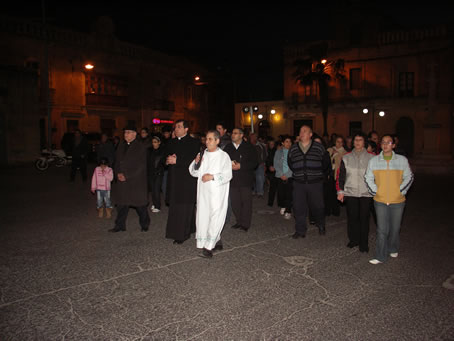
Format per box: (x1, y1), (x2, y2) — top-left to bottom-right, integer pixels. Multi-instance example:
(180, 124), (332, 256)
(293, 55), (345, 137)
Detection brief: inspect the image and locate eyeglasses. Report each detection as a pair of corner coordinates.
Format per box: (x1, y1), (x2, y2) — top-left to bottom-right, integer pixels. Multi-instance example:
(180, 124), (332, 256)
(381, 141), (393, 145)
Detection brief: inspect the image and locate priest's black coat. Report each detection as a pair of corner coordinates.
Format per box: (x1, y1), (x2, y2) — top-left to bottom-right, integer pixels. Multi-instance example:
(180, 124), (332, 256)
(164, 135), (201, 241)
(114, 138), (151, 207)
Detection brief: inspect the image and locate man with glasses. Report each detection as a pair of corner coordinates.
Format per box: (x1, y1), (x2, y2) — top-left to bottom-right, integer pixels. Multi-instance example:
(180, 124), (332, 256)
(365, 134), (414, 264)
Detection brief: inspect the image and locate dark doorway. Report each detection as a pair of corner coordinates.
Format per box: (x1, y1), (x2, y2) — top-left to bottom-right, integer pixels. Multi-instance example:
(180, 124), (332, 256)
(66, 120), (79, 132)
(293, 119), (313, 137)
(349, 121), (362, 137)
(395, 117), (414, 157)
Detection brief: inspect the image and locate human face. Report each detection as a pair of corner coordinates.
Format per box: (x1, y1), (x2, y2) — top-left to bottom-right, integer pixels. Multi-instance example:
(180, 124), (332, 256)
(216, 125), (226, 137)
(299, 126), (313, 143)
(174, 122), (187, 138)
(231, 129), (243, 144)
(353, 136), (365, 150)
(205, 132), (220, 151)
(335, 137), (344, 149)
(314, 138), (322, 144)
(381, 136), (395, 154)
(268, 141), (275, 149)
(346, 137), (352, 148)
(163, 131), (171, 139)
(370, 133), (379, 144)
(101, 134), (108, 143)
(152, 138), (160, 150)
(140, 130), (148, 139)
(124, 130), (137, 143)
(283, 138), (292, 149)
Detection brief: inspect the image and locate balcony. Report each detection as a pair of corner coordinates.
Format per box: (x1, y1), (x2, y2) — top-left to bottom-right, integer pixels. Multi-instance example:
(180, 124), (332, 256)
(85, 94), (128, 107)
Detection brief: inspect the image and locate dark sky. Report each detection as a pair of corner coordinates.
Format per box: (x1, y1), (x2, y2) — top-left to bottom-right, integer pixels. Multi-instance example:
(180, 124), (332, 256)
(4, 1), (452, 101)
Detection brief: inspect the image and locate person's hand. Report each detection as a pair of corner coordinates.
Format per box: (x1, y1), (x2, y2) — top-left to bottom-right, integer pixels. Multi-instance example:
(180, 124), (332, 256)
(269, 166), (275, 172)
(232, 162), (241, 170)
(202, 174), (214, 183)
(281, 175), (287, 181)
(337, 193), (344, 202)
(118, 173), (126, 182)
(91, 190), (95, 195)
(194, 153), (201, 164)
(166, 154), (177, 165)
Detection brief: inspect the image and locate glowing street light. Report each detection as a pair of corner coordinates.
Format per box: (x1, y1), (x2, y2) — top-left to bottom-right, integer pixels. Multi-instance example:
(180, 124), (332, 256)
(85, 63), (94, 70)
(379, 111), (385, 117)
(363, 108), (369, 114)
(258, 114), (263, 119)
(194, 76), (200, 81)
(270, 109), (276, 114)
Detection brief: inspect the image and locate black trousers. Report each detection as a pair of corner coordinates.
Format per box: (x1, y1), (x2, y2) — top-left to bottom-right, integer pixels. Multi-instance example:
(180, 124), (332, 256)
(277, 178), (293, 213)
(293, 182), (325, 235)
(267, 174), (278, 206)
(70, 157), (87, 181)
(149, 175), (163, 210)
(115, 205), (150, 230)
(230, 186), (253, 229)
(345, 197), (371, 249)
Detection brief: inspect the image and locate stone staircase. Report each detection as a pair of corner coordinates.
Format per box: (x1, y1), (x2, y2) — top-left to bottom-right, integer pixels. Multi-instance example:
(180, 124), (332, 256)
(408, 154), (454, 175)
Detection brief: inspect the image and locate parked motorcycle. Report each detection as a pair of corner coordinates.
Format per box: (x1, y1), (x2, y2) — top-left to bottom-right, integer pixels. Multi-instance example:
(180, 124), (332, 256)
(35, 149), (72, 171)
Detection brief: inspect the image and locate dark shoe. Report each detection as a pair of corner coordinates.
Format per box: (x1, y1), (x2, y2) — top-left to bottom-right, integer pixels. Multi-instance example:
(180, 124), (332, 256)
(231, 223), (241, 229)
(239, 226), (249, 232)
(199, 248), (213, 258)
(108, 227), (125, 233)
(359, 246), (369, 253)
(319, 228), (326, 235)
(141, 227), (149, 232)
(213, 241), (223, 251)
(347, 241), (358, 248)
(292, 232), (305, 239)
(173, 240), (184, 244)
(309, 220), (316, 225)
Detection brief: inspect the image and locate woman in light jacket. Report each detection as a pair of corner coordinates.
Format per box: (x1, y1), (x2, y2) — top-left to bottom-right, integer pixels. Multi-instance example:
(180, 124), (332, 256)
(273, 135), (293, 219)
(336, 132), (374, 252)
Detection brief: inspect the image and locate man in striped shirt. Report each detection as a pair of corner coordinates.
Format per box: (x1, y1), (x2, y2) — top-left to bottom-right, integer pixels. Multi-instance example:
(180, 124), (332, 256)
(288, 126), (331, 238)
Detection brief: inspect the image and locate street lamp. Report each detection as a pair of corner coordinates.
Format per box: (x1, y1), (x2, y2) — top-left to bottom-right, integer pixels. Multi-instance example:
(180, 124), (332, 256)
(85, 63), (94, 70)
(242, 105), (259, 133)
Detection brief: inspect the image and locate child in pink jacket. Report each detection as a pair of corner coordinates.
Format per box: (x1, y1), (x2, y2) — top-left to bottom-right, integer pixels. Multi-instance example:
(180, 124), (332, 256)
(91, 158), (114, 218)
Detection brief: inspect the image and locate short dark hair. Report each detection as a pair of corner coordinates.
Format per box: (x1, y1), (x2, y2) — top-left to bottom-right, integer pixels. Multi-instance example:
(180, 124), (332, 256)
(233, 127), (244, 135)
(216, 122), (226, 130)
(175, 119), (190, 129)
(206, 129), (220, 140)
(381, 133), (395, 144)
(282, 134), (293, 143)
(352, 132), (367, 143)
(99, 157), (109, 166)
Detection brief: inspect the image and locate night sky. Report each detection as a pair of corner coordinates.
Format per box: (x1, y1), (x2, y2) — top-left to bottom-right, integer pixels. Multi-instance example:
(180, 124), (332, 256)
(3, 1), (452, 102)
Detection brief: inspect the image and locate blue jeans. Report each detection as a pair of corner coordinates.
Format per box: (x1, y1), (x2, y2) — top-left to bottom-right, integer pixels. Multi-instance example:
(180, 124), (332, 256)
(374, 201), (405, 262)
(96, 190), (112, 208)
(254, 164), (265, 196)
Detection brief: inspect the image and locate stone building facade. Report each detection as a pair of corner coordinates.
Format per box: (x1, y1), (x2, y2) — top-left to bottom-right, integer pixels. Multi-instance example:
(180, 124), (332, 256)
(0, 15), (211, 164)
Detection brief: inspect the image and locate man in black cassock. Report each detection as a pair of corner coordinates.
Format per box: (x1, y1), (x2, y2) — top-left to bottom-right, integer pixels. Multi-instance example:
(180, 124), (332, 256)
(109, 123), (151, 232)
(164, 119), (200, 244)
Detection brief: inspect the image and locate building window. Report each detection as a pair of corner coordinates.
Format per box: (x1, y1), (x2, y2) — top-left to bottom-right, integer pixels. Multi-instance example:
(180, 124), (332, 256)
(85, 73), (127, 96)
(399, 72), (414, 97)
(350, 68), (362, 90)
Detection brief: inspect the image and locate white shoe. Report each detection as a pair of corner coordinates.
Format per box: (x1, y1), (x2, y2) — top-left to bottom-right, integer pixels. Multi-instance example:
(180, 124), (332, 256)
(151, 208), (160, 213)
(369, 259), (382, 265)
(280, 208), (286, 215)
(284, 212), (292, 220)
(150, 205), (155, 210)
(390, 253), (398, 258)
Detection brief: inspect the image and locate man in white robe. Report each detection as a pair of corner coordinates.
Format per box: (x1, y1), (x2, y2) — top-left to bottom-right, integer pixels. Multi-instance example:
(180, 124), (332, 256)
(189, 130), (232, 258)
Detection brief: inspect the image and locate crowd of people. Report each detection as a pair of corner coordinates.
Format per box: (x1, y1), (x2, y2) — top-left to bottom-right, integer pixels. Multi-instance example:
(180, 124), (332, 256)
(75, 121), (413, 264)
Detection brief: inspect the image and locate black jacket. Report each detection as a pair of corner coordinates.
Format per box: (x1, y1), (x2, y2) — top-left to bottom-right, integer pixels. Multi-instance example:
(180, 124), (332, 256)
(147, 147), (165, 178)
(224, 141), (258, 188)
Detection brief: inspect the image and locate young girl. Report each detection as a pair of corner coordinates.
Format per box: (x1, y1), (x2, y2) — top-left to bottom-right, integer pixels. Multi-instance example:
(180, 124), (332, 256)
(91, 158), (114, 218)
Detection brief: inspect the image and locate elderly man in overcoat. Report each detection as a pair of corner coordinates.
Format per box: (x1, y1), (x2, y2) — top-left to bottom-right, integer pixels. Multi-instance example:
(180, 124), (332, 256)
(109, 123), (151, 232)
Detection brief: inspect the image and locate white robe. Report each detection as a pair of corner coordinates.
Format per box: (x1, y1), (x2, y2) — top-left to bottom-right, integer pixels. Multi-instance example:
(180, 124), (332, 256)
(189, 148), (232, 250)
